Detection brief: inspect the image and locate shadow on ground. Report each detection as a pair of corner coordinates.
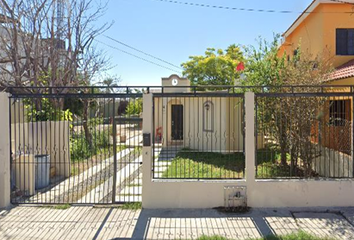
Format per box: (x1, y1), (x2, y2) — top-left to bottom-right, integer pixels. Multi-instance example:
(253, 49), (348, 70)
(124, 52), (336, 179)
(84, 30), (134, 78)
(1, 206), (354, 240)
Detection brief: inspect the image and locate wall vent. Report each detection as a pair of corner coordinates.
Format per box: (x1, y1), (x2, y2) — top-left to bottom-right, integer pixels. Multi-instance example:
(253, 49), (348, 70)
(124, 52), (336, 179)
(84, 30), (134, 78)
(224, 186), (247, 208)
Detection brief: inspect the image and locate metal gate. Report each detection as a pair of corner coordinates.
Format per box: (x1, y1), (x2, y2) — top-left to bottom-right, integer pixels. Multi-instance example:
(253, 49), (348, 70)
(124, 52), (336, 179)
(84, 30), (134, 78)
(9, 87), (143, 204)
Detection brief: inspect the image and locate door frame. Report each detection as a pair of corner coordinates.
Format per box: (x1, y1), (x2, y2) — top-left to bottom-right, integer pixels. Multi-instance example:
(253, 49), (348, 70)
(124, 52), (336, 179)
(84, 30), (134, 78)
(171, 104), (183, 141)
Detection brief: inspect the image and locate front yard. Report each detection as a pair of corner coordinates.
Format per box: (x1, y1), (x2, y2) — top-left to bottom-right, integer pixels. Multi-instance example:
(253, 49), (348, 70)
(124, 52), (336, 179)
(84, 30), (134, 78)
(161, 146), (321, 179)
(162, 149), (245, 179)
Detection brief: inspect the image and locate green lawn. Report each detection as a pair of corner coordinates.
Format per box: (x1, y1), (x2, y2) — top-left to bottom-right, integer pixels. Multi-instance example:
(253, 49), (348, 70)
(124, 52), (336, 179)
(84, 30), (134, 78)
(161, 146), (310, 179)
(195, 231), (336, 240)
(162, 150), (245, 179)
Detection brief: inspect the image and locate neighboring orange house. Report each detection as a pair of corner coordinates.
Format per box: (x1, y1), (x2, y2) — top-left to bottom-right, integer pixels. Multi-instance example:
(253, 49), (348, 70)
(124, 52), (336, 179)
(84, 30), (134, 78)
(279, 0), (354, 82)
(278, 0), (354, 154)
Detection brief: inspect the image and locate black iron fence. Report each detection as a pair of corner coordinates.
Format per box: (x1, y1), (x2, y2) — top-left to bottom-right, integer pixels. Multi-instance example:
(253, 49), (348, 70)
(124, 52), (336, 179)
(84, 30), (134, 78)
(9, 87), (143, 204)
(7, 85), (354, 204)
(255, 89), (354, 179)
(152, 87), (245, 180)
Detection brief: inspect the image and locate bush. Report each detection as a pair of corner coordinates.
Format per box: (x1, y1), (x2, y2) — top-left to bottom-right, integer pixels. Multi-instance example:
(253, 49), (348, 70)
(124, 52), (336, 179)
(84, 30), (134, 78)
(125, 98), (142, 116)
(70, 127), (111, 162)
(25, 98), (73, 122)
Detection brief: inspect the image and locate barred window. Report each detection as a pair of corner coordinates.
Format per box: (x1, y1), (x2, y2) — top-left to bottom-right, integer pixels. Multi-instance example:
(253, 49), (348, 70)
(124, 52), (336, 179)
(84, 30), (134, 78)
(329, 100), (348, 126)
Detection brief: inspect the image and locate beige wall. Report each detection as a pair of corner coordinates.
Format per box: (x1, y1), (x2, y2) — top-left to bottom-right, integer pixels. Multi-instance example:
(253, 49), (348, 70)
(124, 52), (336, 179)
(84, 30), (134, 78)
(0, 93), (10, 208)
(153, 97), (244, 152)
(11, 121), (71, 178)
(161, 74), (190, 93)
(313, 145), (352, 178)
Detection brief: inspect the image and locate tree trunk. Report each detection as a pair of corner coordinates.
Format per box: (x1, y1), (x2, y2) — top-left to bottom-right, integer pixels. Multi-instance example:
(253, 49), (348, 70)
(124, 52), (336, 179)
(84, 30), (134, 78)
(82, 99), (93, 150)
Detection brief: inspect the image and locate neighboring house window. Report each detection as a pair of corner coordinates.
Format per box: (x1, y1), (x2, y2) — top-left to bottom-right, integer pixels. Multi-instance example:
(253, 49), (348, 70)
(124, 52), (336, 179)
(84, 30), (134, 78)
(203, 101), (214, 132)
(336, 29), (354, 55)
(329, 100), (348, 126)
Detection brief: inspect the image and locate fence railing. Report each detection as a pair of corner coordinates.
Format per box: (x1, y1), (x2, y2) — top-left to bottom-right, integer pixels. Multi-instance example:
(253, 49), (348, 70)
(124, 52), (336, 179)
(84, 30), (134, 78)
(255, 92), (353, 179)
(9, 88), (143, 204)
(7, 85), (354, 201)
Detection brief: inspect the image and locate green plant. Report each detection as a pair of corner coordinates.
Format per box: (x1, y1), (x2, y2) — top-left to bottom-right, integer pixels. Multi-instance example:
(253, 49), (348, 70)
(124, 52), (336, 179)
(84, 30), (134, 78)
(181, 45), (244, 86)
(191, 231), (336, 240)
(196, 236), (228, 240)
(119, 202), (142, 210)
(41, 204), (71, 210)
(125, 99), (142, 116)
(249, 231), (336, 240)
(25, 98), (73, 122)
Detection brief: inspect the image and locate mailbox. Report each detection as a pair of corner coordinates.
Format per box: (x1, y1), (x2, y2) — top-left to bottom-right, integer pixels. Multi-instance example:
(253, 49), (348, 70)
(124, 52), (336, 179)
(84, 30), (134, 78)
(143, 133), (151, 146)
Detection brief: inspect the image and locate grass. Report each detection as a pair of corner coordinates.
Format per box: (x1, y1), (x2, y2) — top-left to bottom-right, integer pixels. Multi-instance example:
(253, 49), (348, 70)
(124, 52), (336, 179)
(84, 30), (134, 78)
(255, 146), (317, 178)
(195, 231), (336, 240)
(162, 150), (245, 179)
(70, 145), (128, 176)
(41, 204), (71, 210)
(119, 202), (142, 210)
(127, 183), (142, 187)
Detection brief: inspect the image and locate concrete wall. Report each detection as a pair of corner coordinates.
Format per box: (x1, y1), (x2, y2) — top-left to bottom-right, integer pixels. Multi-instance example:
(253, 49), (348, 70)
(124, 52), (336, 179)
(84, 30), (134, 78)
(143, 92), (354, 209)
(313, 146), (352, 178)
(11, 121), (71, 178)
(0, 93), (10, 208)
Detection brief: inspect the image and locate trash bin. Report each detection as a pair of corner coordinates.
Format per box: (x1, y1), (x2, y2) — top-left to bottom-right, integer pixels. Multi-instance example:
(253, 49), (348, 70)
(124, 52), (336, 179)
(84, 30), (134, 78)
(35, 155), (50, 189)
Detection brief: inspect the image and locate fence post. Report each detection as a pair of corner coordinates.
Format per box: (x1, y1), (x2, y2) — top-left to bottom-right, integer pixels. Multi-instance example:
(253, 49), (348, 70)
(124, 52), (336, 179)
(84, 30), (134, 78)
(245, 92), (256, 183)
(0, 93), (10, 208)
(142, 93), (153, 208)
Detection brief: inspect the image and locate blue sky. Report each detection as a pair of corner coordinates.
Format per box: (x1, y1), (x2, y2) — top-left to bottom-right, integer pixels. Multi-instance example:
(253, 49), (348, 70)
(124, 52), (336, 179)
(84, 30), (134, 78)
(95, 0), (313, 86)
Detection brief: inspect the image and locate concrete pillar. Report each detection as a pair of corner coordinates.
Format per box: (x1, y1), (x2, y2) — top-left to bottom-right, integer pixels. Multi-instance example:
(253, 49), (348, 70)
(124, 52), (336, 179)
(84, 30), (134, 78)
(245, 92), (256, 183)
(0, 93), (11, 208)
(142, 93), (153, 208)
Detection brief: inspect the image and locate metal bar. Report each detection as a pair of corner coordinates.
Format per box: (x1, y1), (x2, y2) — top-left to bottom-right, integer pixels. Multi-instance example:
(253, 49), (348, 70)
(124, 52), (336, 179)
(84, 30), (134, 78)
(112, 98), (117, 203)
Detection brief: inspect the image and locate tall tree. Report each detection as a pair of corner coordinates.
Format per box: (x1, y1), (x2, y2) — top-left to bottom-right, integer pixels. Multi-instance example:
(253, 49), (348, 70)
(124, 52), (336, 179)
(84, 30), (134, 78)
(0, 0), (112, 91)
(244, 36), (333, 176)
(181, 44), (244, 86)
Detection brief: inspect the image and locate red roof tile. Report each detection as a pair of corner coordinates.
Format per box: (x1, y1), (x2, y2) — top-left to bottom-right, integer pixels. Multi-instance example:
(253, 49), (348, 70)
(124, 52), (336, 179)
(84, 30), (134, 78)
(329, 59), (354, 81)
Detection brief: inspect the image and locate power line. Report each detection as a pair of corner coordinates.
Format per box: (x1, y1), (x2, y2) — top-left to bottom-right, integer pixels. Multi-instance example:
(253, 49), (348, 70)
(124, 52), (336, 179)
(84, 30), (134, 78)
(104, 35), (183, 70)
(329, 0), (354, 4)
(95, 39), (183, 74)
(153, 0), (354, 13)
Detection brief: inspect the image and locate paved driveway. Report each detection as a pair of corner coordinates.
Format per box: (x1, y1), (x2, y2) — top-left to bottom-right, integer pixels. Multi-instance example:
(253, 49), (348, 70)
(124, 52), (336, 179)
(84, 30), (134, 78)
(2, 206), (354, 239)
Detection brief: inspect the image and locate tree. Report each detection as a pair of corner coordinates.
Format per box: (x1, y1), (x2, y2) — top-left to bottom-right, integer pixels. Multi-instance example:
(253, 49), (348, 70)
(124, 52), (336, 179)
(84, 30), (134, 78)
(96, 76), (122, 93)
(181, 44), (244, 86)
(243, 35), (286, 87)
(244, 36), (333, 177)
(0, 0), (112, 91)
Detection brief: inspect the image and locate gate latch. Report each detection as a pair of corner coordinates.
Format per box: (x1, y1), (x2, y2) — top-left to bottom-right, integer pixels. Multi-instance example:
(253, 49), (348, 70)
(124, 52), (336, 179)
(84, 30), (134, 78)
(143, 133), (151, 147)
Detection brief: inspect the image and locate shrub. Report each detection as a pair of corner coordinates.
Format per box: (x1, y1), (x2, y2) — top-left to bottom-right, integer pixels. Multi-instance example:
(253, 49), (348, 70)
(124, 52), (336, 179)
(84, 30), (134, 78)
(70, 127), (111, 162)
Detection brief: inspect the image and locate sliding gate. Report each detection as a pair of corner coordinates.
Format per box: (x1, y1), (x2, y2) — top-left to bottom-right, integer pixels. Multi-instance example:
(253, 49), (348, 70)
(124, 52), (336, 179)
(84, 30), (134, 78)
(9, 87), (143, 204)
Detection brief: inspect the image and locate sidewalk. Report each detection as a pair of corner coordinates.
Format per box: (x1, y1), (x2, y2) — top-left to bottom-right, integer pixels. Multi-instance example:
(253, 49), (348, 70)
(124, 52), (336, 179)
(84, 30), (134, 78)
(1, 206), (354, 240)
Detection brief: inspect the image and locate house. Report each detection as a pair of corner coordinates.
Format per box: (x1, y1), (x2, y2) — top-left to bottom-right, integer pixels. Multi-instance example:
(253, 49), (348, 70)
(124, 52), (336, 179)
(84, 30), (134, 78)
(278, 0), (354, 176)
(278, 0), (354, 71)
(153, 74), (249, 153)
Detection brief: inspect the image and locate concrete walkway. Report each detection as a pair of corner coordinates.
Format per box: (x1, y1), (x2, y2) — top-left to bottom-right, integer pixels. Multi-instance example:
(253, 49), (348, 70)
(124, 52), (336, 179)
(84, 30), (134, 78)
(2, 206), (354, 240)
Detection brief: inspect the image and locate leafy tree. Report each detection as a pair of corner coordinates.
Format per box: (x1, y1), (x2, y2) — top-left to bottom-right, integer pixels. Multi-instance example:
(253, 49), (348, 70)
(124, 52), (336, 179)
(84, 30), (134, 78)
(244, 36), (333, 177)
(181, 45), (244, 86)
(97, 76), (122, 93)
(243, 35), (286, 87)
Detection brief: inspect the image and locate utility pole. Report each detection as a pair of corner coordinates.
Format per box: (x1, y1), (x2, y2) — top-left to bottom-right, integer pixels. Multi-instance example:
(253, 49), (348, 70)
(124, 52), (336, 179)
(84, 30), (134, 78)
(56, 0), (64, 41)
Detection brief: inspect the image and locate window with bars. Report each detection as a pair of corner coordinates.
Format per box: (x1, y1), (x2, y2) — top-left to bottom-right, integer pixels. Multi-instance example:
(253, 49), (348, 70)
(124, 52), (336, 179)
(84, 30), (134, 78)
(329, 100), (348, 126)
